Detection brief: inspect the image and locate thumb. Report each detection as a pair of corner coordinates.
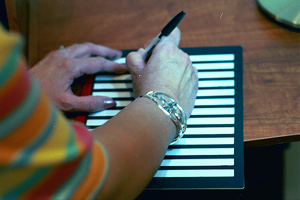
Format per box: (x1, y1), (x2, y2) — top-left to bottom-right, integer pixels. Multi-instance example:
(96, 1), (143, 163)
(68, 95), (116, 112)
(126, 48), (146, 75)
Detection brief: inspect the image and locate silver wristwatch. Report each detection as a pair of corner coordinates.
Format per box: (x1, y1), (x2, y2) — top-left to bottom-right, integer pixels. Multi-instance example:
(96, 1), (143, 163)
(140, 91), (187, 145)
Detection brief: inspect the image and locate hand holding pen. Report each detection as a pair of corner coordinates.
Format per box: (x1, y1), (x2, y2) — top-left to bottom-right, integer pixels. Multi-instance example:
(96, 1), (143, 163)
(144, 11), (185, 61)
(126, 11), (198, 118)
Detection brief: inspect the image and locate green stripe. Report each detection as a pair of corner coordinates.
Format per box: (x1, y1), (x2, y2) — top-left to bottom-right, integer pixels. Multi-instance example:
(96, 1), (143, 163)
(88, 141), (110, 200)
(65, 125), (79, 161)
(1, 167), (51, 199)
(0, 79), (40, 138)
(0, 38), (23, 87)
(52, 152), (92, 199)
(10, 104), (58, 167)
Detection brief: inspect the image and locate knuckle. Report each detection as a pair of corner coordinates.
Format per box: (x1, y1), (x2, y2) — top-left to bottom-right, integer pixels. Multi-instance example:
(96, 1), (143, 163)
(158, 41), (177, 51)
(193, 66), (198, 78)
(58, 58), (79, 77)
(182, 52), (191, 64)
(47, 50), (61, 58)
(68, 43), (81, 51)
(70, 43), (80, 47)
(82, 42), (96, 51)
(56, 95), (74, 111)
(59, 58), (74, 69)
(176, 28), (181, 35)
(126, 52), (135, 61)
(126, 52), (141, 72)
(87, 97), (100, 111)
(155, 43), (180, 62)
(192, 67), (199, 88)
(83, 42), (94, 47)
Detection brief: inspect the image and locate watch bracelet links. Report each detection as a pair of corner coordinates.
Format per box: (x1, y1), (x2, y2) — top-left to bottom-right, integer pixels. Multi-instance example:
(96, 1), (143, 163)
(139, 91), (187, 145)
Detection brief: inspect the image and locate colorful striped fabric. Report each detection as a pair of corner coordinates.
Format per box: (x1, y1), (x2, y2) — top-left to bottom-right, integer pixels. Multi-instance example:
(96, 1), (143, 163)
(0, 25), (108, 199)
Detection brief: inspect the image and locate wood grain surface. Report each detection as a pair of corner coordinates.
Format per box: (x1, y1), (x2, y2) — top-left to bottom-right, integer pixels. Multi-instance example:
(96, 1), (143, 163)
(25, 0), (300, 146)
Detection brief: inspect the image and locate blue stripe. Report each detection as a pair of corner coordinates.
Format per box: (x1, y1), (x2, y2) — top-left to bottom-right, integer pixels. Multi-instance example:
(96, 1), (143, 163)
(12, 107), (81, 166)
(52, 152), (92, 199)
(10, 104), (58, 167)
(0, 79), (40, 139)
(1, 167), (51, 199)
(0, 38), (23, 87)
(89, 141), (109, 200)
(64, 125), (79, 162)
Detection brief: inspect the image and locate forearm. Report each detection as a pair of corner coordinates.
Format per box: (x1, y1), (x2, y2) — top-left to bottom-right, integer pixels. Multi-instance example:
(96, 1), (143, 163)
(93, 97), (176, 199)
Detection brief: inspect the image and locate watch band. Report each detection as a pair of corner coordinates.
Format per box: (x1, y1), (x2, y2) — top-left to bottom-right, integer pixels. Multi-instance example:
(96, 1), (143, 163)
(139, 91), (187, 145)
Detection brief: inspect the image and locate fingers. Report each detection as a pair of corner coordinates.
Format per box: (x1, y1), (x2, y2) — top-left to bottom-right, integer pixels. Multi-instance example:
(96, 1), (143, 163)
(72, 57), (127, 78)
(75, 96), (116, 112)
(60, 94), (116, 112)
(160, 27), (181, 47)
(140, 28), (181, 63)
(58, 42), (122, 59)
(126, 49), (146, 75)
(143, 28), (181, 49)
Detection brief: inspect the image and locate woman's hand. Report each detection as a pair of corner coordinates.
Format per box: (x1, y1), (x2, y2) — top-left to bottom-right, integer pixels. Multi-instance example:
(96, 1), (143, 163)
(94, 28), (198, 199)
(126, 28), (198, 117)
(29, 42), (127, 112)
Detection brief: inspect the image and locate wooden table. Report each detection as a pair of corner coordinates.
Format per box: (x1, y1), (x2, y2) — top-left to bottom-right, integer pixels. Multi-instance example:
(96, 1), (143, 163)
(22, 0), (300, 147)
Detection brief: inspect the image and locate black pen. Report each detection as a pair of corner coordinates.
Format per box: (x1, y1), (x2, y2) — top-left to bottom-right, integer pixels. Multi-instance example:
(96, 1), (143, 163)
(144, 11), (185, 61)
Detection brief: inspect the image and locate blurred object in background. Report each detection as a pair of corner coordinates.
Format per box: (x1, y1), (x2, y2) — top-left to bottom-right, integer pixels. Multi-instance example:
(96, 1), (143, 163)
(257, 0), (300, 30)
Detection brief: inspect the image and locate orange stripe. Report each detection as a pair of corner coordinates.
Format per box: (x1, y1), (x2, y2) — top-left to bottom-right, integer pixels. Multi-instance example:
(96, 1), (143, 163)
(0, 27), (19, 68)
(0, 91), (51, 164)
(0, 61), (30, 119)
(71, 142), (108, 199)
(23, 157), (81, 199)
(71, 123), (93, 156)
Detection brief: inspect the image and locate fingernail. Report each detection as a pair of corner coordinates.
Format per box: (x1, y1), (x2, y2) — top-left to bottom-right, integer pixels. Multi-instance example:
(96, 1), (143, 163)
(104, 99), (116, 108)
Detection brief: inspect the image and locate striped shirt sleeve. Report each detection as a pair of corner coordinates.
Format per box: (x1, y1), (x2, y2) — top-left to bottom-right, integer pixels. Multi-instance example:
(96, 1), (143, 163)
(0, 25), (108, 199)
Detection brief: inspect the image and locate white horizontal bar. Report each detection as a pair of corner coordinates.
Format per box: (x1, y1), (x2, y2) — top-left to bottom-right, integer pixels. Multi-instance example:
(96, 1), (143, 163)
(93, 89), (234, 98)
(92, 91), (134, 98)
(191, 107), (235, 115)
(189, 54), (235, 62)
(165, 148), (234, 156)
(195, 98), (235, 106)
(184, 127), (235, 135)
(174, 138), (234, 145)
(87, 118), (234, 127)
(86, 119), (108, 126)
(87, 119), (235, 128)
(115, 54), (235, 65)
(188, 117), (235, 125)
(194, 62), (234, 70)
(199, 80), (235, 87)
(113, 57), (126, 64)
(93, 80), (234, 90)
(93, 83), (132, 89)
(115, 100), (132, 107)
(198, 71), (234, 79)
(95, 74), (131, 81)
(197, 89), (235, 97)
(88, 110), (120, 117)
(160, 158), (234, 167)
(95, 71), (234, 81)
(154, 169), (234, 177)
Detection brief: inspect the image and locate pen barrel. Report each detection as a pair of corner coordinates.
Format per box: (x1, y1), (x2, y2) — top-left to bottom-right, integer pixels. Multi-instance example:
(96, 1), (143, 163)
(145, 34), (160, 55)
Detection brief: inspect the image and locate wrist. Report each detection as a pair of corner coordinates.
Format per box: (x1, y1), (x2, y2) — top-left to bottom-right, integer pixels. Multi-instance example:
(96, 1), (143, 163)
(134, 97), (177, 145)
(139, 91), (187, 145)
